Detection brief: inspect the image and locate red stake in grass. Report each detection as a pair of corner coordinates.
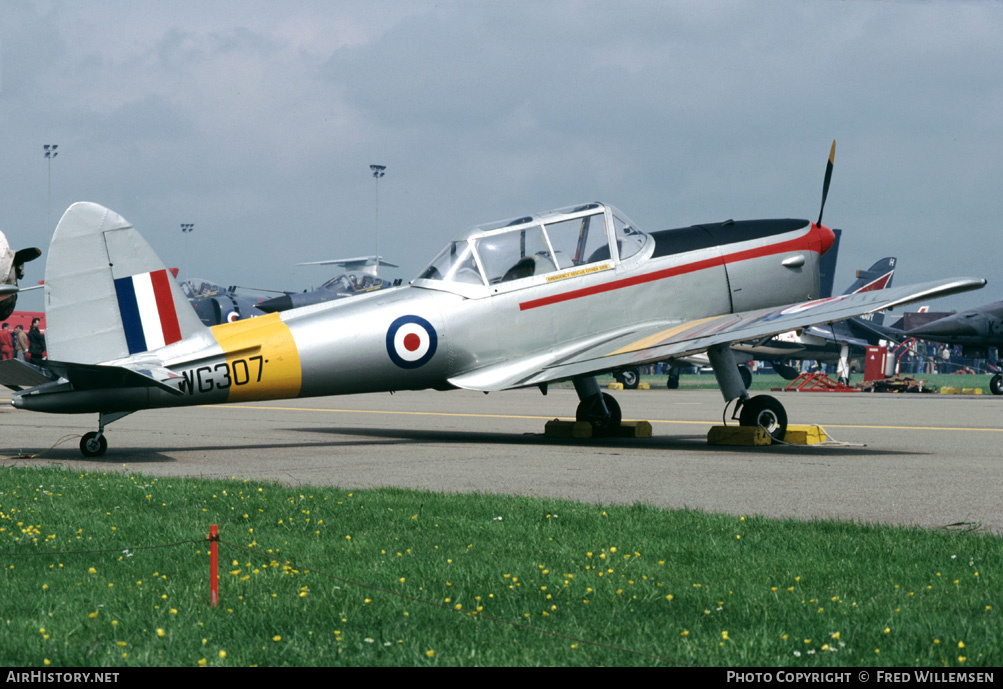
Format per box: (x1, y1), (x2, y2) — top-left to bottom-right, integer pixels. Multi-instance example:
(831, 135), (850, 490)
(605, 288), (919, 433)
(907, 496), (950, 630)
(209, 524), (219, 607)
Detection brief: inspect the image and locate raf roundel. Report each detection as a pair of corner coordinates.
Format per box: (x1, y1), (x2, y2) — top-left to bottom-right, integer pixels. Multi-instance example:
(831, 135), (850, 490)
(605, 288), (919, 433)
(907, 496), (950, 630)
(386, 315), (438, 369)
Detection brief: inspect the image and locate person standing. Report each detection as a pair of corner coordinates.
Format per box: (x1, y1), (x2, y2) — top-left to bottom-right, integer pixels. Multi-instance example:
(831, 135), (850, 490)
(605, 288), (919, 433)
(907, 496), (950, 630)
(28, 317), (46, 361)
(13, 325), (28, 361)
(0, 323), (12, 360)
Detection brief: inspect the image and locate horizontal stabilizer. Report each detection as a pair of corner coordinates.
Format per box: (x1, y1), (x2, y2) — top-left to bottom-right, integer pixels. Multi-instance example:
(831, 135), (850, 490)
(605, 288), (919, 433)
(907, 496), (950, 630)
(0, 359), (57, 390)
(40, 359), (183, 395)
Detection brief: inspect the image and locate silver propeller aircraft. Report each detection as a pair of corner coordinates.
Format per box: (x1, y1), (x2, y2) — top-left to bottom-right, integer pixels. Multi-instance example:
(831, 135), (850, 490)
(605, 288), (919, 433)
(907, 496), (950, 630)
(0, 149), (987, 456)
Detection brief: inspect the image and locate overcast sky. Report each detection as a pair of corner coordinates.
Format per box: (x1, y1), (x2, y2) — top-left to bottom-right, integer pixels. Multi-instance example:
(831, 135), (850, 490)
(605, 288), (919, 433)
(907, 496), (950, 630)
(2, 0), (1000, 313)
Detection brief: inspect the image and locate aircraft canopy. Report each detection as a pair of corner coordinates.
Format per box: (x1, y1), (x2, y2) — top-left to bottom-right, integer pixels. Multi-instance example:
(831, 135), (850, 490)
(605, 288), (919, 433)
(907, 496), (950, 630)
(415, 203), (646, 293)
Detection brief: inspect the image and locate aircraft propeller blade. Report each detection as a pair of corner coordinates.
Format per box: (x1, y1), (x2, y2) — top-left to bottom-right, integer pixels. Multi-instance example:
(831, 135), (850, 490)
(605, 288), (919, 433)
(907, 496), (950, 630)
(817, 140), (836, 227)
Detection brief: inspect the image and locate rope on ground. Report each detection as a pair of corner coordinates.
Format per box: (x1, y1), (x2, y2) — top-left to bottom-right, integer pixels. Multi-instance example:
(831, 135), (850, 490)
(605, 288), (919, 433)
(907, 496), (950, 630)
(2, 433), (83, 460)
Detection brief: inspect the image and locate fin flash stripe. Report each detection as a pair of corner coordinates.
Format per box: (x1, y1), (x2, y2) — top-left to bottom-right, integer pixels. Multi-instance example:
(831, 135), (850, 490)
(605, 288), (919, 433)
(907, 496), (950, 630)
(114, 269), (183, 354)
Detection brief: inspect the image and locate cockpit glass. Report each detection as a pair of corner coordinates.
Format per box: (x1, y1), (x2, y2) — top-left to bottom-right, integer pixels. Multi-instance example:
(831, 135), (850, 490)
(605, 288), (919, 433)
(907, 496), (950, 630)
(543, 213), (610, 266)
(474, 225), (552, 284)
(613, 210), (645, 260)
(417, 241), (486, 285)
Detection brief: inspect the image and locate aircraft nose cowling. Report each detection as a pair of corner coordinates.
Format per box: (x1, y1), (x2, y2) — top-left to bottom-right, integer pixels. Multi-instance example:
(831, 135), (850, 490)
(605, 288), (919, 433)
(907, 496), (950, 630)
(813, 223), (837, 256)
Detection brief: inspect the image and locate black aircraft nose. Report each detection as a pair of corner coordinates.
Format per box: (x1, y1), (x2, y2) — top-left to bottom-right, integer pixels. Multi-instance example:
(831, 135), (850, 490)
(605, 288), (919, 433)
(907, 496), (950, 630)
(257, 295), (294, 313)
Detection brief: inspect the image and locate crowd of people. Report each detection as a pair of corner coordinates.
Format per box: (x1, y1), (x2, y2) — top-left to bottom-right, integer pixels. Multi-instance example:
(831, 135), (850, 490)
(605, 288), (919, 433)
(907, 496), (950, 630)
(0, 318), (45, 362)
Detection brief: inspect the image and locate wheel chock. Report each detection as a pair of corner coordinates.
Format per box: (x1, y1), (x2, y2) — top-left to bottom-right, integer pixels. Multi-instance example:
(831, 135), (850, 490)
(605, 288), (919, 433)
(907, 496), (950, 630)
(963, 388), (983, 395)
(707, 424), (827, 446)
(545, 419), (594, 438)
(544, 419), (653, 439)
(782, 424), (827, 444)
(616, 421), (653, 438)
(638, 382), (650, 390)
(608, 382), (624, 390)
(707, 425), (771, 445)
(939, 387), (961, 395)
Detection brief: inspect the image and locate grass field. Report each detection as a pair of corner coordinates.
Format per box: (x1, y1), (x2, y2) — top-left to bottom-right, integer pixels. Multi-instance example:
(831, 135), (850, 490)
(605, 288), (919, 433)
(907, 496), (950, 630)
(1, 466), (998, 667)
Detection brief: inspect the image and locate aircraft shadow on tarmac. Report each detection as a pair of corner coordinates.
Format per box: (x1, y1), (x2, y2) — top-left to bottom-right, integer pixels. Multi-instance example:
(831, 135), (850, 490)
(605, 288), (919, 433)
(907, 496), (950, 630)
(0, 426), (920, 465)
(285, 425), (918, 458)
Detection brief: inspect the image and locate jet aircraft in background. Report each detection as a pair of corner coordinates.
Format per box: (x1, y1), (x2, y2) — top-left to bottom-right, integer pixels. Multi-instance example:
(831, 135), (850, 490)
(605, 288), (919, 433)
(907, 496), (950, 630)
(257, 257), (402, 313)
(0, 143), (987, 456)
(893, 300), (1003, 394)
(180, 278), (270, 326)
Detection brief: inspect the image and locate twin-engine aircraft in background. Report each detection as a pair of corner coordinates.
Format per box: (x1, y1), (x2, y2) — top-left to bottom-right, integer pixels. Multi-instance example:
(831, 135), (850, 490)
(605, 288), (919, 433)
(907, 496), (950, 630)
(0, 145), (987, 455)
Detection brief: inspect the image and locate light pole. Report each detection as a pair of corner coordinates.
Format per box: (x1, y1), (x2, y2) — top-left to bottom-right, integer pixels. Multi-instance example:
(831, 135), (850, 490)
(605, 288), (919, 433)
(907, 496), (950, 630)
(181, 223), (194, 281)
(370, 164), (386, 278)
(44, 144), (58, 229)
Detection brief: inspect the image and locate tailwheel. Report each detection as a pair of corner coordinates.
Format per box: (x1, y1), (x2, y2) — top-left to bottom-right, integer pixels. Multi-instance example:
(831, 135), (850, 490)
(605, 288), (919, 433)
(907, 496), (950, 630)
(738, 395), (788, 442)
(80, 432), (108, 457)
(576, 392), (622, 435)
(990, 373), (1003, 396)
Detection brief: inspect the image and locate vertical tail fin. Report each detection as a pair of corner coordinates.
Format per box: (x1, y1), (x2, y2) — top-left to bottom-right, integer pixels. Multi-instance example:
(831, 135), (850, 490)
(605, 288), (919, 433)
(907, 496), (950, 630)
(44, 202), (207, 364)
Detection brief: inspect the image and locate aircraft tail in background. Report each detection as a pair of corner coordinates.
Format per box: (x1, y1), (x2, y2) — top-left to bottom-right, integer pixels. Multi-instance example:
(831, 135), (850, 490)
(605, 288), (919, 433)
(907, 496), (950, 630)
(843, 257), (896, 327)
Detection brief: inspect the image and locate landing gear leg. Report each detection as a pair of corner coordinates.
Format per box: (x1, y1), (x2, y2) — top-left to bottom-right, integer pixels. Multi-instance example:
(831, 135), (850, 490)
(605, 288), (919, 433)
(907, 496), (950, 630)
(573, 376), (621, 435)
(708, 344), (788, 442)
(79, 411), (133, 457)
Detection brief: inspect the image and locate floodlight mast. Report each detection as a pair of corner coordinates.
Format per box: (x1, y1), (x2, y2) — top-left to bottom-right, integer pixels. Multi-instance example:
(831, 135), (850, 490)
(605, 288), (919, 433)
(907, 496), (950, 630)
(181, 223), (194, 281)
(44, 144), (58, 230)
(371, 164), (386, 278)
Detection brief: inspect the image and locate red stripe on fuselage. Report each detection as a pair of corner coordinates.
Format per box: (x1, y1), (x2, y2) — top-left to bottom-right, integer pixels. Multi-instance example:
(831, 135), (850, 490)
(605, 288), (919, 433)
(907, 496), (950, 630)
(150, 269), (183, 344)
(519, 230), (816, 311)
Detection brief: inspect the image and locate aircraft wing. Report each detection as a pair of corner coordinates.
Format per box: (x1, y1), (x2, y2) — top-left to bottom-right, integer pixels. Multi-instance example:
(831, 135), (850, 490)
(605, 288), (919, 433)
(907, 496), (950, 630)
(448, 277), (985, 391)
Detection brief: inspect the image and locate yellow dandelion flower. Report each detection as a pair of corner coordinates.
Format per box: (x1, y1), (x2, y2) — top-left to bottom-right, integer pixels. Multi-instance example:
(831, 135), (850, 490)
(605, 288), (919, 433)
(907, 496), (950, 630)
(198, 658), (207, 667)
(88, 567), (97, 574)
(426, 649), (435, 658)
(722, 631), (729, 640)
(219, 650), (226, 659)
(88, 611), (98, 619)
(157, 629), (165, 637)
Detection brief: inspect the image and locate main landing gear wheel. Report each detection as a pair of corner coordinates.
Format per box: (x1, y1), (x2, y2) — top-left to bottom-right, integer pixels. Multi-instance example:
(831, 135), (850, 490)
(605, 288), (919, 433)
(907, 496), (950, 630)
(618, 368), (640, 390)
(738, 395), (788, 443)
(666, 368), (680, 389)
(990, 373), (1003, 396)
(80, 432), (108, 457)
(576, 392), (622, 435)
